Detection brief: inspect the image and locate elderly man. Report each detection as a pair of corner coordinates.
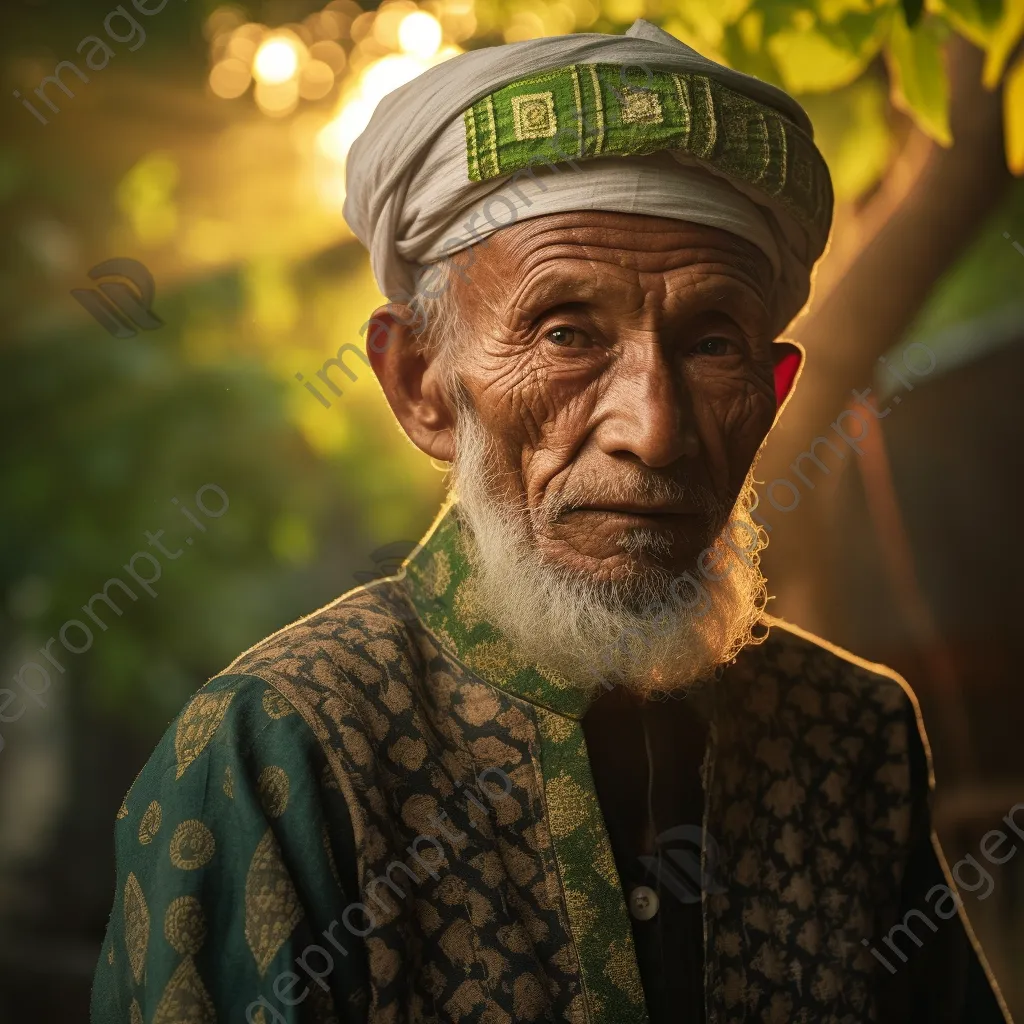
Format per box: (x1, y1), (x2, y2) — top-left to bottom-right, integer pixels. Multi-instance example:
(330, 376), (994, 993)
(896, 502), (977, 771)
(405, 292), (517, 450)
(92, 20), (1009, 1024)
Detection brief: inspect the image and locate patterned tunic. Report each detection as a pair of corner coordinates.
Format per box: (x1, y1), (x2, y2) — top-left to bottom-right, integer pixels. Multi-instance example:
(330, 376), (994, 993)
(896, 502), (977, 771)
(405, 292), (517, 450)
(90, 504), (1006, 1024)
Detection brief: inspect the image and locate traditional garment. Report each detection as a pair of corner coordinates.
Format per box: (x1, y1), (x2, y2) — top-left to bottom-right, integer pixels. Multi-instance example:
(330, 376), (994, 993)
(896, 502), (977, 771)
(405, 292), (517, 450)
(343, 19), (833, 331)
(91, 506), (1007, 1023)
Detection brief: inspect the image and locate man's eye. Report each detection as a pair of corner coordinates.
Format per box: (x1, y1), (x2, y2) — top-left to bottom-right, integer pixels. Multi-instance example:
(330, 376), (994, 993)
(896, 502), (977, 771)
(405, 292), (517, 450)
(545, 326), (587, 348)
(694, 337), (735, 356)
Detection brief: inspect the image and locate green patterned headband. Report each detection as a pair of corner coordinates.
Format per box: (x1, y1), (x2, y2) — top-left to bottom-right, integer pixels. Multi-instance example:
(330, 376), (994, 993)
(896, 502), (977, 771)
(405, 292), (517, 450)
(463, 62), (831, 245)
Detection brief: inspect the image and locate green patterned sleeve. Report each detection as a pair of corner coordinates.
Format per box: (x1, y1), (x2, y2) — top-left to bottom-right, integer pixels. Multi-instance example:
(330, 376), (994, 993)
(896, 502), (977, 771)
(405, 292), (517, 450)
(90, 673), (370, 1024)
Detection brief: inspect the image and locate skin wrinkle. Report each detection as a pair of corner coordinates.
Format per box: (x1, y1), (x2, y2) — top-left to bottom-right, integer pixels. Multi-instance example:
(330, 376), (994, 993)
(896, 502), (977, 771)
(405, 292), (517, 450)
(368, 210), (783, 693)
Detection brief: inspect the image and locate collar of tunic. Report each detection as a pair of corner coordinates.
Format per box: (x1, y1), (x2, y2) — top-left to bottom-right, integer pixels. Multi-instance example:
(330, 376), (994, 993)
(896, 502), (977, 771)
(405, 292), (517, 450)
(404, 502), (603, 719)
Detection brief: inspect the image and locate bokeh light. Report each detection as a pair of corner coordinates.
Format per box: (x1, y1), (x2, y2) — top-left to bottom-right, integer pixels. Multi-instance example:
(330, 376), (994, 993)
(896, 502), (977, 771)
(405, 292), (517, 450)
(310, 39), (347, 74)
(209, 57), (252, 99)
(398, 11), (443, 59)
(254, 36), (302, 84)
(503, 10), (546, 42)
(358, 52), (428, 104)
(255, 79), (300, 116)
(227, 30), (262, 64)
(299, 59), (336, 100)
(203, 1), (464, 209)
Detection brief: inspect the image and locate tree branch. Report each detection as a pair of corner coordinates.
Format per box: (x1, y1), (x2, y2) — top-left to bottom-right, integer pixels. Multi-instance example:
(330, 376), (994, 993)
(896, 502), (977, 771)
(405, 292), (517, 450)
(759, 36), (1012, 630)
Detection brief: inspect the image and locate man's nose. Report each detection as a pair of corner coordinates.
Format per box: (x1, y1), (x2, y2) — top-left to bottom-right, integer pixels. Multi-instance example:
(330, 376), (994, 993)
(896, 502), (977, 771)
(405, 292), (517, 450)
(596, 343), (700, 468)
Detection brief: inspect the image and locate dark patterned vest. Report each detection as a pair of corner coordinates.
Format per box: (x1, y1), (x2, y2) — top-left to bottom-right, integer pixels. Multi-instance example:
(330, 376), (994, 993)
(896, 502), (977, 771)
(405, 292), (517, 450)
(226, 504), (922, 1023)
(93, 502), (929, 1024)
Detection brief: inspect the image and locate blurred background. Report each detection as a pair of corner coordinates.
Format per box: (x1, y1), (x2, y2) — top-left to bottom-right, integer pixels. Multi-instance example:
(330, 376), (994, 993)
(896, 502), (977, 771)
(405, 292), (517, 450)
(1, 0), (1022, 1017)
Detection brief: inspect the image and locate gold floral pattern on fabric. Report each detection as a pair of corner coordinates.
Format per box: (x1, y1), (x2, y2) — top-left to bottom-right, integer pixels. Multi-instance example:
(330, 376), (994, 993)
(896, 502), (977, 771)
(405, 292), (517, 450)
(463, 638), (527, 685)
(544, 774), (589, 839)
(165, 895), (207, 956)
(405, 507), (592, 720)
(244, 827), (304, 974)
(123, 871), (149, 984)
(92, 504), (931, 1024)
(129, 998), (143, 1024)
(389, 735), (428, 771)
(174, 690), (236, 780)
(116, 800), (129, 820)
(535, 707), (645, 1020)
(452, 577), (488, 631)
(702, 621), (920, 1023)
(423, 547), (452, 598)
(225, 579), (583, 1022)
(604, 939), (645, 1006)
(152, 956), (216, 1024)
(169, 820), (216, 870)
(320, 762), (340, 792)
(257, 766), (290, 819)
(138, 800), (162, 845)
(261, 688), (294, 720)
(536, 712), (575, 744)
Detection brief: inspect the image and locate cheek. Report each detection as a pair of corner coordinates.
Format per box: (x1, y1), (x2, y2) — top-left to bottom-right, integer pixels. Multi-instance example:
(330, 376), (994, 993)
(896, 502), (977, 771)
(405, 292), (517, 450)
(689, 372), (775, 484)
(473, 360), (599, 496)
(518, 397), (601, 500)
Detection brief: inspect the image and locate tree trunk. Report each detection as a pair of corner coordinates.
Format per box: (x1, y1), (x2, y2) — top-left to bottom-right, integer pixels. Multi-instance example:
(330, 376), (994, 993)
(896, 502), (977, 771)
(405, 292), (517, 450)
(759, 36), (1014, 636)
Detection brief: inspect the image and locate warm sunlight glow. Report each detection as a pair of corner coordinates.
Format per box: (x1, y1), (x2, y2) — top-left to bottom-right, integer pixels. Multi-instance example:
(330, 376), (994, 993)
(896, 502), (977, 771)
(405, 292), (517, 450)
(209, 58), (252, 99)
(317, 96), (375, 161)
(255, 79), (300, 116)
(299, 59), (336, 100)
(314, 38), (461, 187)
(398, 11), (443, 59)
(358, 53), (425, 105)
(253, 37), (301, 84)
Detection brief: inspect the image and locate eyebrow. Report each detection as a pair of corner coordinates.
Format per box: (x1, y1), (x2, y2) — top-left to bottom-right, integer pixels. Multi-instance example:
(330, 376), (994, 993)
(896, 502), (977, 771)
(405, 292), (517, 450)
(510, 262), (770, 326)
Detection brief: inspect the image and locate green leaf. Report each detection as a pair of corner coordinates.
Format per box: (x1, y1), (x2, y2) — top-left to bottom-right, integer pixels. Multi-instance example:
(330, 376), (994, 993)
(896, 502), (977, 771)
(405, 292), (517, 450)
(1005, 55), (1024, 172)
(886, 12), (953, 144)
(768, 25), (875, 91)
(800, 75), (894, 200)
(817, 0), (878, 23)
(763, 6), (890, 93)
(931, 0), (1005, 48)
(662, 0), (753, 50)
(982, 0), (1024, 87)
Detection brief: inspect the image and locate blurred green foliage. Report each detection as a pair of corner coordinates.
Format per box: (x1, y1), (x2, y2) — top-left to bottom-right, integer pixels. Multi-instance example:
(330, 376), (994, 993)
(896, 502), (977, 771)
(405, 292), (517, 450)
(1, 0), (1022, 742)
(0, 265), (444, 733)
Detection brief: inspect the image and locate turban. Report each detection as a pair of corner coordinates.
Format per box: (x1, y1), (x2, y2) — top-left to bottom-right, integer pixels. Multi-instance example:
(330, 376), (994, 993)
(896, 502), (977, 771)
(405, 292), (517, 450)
(344, 19), (833, 332)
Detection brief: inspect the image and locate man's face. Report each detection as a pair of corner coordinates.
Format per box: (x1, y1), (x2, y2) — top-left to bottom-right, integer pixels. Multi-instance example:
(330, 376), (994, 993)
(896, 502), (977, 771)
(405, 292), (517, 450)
(443, 211), (779, 584)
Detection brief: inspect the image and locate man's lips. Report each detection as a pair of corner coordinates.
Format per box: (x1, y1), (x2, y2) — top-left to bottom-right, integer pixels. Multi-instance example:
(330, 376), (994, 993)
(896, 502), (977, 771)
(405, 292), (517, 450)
(560, 505), (703, 522)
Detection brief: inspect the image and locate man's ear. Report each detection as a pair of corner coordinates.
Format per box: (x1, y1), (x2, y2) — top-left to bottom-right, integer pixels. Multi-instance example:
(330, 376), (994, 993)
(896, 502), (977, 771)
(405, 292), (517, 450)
(772, 340), (804, 418)
(364, 304), (456, 462)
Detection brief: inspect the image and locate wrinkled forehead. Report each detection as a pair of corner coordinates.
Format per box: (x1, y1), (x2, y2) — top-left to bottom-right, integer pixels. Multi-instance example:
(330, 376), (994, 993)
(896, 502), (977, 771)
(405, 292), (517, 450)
(444, 211), (776, 309)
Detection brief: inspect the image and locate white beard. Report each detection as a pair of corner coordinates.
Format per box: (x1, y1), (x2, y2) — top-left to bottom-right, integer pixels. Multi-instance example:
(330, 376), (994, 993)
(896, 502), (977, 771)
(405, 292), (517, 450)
(449, 404), (770, 699)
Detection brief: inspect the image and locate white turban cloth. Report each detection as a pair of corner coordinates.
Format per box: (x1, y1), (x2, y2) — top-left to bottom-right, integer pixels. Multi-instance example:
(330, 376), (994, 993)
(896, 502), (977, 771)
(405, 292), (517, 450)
(343, 19), (833, 332)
